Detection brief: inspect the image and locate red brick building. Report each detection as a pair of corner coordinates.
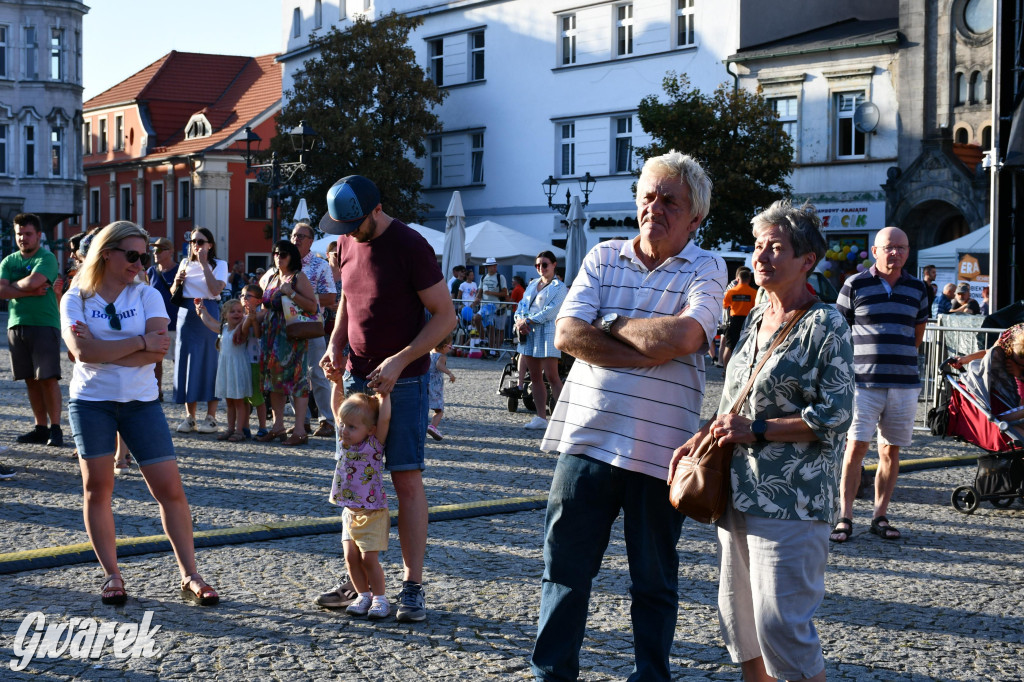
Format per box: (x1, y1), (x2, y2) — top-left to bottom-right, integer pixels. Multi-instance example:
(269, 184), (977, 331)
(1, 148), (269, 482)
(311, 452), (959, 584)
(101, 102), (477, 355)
(68, 50), (282, 272)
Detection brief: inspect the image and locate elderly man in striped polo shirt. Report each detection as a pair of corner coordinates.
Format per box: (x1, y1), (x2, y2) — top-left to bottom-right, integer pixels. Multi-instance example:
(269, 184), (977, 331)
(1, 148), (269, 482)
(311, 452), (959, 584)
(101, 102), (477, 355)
(530, 151), (727, 682)
(830, 227), (930, 544)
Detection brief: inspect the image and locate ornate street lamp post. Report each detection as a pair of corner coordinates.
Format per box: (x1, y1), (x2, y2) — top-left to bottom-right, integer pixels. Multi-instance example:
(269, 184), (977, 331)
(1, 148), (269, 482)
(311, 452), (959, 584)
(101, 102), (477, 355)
(242, 120), (319, 241)
(541, 172), (596, 215)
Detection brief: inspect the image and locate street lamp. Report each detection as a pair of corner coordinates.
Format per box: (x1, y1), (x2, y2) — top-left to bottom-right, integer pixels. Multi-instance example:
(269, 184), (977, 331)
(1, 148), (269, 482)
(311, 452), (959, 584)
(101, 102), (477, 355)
(242, 120), (319, 241)
(541, 172), (596, 215)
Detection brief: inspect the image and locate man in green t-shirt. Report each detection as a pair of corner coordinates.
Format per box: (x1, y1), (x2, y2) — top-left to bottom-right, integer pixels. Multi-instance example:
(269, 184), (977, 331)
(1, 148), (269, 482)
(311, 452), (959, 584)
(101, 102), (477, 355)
(0, 213), (63, 447)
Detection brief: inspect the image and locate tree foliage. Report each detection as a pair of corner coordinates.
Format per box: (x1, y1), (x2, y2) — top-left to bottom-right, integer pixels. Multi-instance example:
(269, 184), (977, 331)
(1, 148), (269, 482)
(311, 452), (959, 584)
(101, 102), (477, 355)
(636, 73), (794, 248)
(273, 11), (446, 225)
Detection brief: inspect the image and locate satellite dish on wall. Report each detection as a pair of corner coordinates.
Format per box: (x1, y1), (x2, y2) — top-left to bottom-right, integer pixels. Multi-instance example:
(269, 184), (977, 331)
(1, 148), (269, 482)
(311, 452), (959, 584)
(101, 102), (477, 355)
(853, 102), (880, 134)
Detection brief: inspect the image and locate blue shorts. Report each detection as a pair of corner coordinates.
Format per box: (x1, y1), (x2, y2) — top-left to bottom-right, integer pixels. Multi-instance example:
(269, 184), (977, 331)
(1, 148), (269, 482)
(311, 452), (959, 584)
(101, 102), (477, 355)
(68, 399), (176, 465)
(343, 371), (427, 472)
(480, 303), (496, 328)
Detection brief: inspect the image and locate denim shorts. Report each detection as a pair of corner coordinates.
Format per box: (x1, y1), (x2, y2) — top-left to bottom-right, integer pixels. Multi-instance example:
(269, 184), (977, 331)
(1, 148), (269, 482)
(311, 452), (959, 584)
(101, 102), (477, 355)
(343, 371), (427, 472)
(68, 399), (176, 465)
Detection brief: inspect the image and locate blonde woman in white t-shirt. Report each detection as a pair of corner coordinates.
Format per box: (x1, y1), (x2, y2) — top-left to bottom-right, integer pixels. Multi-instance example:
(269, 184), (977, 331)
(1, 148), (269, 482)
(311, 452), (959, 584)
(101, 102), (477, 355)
(62, 221), (219, 608)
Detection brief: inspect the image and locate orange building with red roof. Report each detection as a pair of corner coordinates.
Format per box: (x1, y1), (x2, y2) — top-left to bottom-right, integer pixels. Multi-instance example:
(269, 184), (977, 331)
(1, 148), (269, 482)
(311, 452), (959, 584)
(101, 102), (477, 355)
(71, 50), (282, 272)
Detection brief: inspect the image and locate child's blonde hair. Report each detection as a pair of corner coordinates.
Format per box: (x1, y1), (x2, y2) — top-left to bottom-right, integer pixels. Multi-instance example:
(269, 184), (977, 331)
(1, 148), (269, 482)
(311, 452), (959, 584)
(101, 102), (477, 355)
(435, 332), (454, 352)
(340, 393), (379, 428)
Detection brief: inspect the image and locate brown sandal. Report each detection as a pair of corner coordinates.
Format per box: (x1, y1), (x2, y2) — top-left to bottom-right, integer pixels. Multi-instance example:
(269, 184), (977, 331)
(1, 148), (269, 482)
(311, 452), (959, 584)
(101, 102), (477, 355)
(256, 429), (286, 443)
(282, 433), (308, 446)
(101, 574), (128, 606)
(180, 573), (219, 606)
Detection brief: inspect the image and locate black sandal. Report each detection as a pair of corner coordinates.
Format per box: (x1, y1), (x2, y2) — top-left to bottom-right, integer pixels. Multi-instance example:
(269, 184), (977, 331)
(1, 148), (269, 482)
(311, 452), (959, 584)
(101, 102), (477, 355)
(869, 515), (901, 540)
(101, 574), (128, 606)
(829, 517), (853, 543)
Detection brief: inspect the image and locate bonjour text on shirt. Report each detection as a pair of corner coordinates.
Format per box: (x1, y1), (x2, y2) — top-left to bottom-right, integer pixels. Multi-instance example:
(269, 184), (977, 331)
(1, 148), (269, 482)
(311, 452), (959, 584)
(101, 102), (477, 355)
(542, 238), (727, 480)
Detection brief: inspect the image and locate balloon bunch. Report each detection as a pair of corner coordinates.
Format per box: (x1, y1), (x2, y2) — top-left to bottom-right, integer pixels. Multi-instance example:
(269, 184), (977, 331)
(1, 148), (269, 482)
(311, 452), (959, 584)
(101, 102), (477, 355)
(822, 245), (871, 279)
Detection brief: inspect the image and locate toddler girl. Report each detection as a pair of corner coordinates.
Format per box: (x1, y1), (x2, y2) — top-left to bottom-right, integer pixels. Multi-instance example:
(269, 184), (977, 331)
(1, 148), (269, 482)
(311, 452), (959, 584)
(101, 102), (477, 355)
(197, 298), (250, 441)
(330, 391), (392, 620)
(427, 335), (456, 441)
(237, 284), (268, 438)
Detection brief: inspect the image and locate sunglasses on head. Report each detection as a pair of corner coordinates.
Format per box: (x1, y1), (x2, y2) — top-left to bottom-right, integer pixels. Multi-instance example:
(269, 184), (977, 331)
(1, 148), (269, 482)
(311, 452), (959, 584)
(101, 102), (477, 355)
(109, 247), (152, 267)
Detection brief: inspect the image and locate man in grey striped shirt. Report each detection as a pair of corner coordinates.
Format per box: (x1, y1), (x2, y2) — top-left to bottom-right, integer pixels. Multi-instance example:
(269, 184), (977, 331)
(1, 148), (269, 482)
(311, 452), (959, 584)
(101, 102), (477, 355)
(831, 227), (929, 543)
(531, 151), (726, 682)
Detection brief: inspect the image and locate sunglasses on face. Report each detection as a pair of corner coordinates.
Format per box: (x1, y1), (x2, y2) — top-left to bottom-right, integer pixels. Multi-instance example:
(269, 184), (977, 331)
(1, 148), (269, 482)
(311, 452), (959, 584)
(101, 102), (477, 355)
(104, 302), (121, 331)
(109, 247), (152, 267)
(291, 233), (313, 241)
(191, 238), (209, 247)
(535, 261), (552, 269)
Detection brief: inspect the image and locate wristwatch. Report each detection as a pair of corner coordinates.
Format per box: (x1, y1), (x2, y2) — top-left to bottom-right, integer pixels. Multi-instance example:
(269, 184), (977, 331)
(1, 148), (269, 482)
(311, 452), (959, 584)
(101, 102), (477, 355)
(751, 419), (768, 443)
(601, 313), (619, 334)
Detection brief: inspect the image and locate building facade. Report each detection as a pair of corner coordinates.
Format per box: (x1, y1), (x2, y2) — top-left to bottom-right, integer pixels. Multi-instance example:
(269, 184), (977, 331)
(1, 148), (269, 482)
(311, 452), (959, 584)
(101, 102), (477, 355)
(0, 0), (87, 242)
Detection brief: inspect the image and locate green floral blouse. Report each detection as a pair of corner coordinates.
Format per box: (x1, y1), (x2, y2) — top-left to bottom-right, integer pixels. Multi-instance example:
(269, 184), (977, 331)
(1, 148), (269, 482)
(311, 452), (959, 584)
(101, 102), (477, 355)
(717, 302), (854, 524)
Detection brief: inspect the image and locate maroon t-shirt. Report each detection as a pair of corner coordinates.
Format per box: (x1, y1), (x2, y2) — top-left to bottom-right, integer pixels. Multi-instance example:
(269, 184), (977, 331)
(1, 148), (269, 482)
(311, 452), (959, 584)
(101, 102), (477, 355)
(337, 219), (443, 379)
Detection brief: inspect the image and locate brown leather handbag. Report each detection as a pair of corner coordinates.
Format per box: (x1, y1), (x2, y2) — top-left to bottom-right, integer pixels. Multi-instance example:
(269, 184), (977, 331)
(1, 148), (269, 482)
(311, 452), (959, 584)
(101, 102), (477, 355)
(669, 303), (813, 523)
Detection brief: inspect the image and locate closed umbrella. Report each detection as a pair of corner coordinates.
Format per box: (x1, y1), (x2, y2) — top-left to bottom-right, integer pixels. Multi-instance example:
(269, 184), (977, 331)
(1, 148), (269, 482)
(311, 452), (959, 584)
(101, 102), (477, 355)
(442, 191), (466, 282)
(292, 198), (310, 225)
(564, 196), (588, 284)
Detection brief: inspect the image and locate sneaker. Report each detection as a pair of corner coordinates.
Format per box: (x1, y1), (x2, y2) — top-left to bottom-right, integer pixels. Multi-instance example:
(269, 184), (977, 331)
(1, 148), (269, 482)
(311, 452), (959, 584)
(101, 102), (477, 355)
(524, 416), (548, 430)
(426, 425), (443, 441)
(312, 421), (335, 437)
(315, 580), (358, 609)
(114, 460), (131, 476)
(176, 416), (196, 433)
(196, 416), (218, 434)
(395, 581), (426, 623)
(345, 594), (372, 617)
(0, 463), (15, 479)
(255, 428), (269, 439)
(16, 425), (48, 444)
(368, 596), (391, 621)
(47, 425), (64, 448)
(284, 403), (295, 416)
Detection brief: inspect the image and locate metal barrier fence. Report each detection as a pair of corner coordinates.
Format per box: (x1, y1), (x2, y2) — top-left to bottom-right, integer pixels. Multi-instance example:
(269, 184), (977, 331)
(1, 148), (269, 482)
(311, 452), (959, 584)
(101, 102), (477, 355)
(451, 299), (520, 356)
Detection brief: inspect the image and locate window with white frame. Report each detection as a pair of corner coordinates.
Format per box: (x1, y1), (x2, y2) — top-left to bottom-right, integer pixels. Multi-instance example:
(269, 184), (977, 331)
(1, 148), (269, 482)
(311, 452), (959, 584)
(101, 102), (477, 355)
(82, 120), (91, 155)
(835, 92), (865, 158)
(676, 0), (696, 47)
(152, 182), (164, 221)
(89, 187), (100, 224)
(314, 0), (322, 29)
(470, 31), (485, 81)
(50, 127), (61, 177)
(50, 28), (63, 81)
(616, 4), (634, 57)
(25, 125), (35, 175)
(0, 26), (8, 78)
(560, 14), (577, 66)
(614, 117), (633, 173)
(429, 137), (443, 187)
(0, 123), (6, 174)
(120, 185), (132, 221)
(114, 115), (124, 151)
(560, 122), (576, 176)
(246, 180), (268, 220)
(471, 133), (484, 183)
(98, 118), (107, 153)
(770, 97), (798, 154)
(428, 39), (443, 85)
(24, 26), (38, 79)
(178, 178), (191, 218)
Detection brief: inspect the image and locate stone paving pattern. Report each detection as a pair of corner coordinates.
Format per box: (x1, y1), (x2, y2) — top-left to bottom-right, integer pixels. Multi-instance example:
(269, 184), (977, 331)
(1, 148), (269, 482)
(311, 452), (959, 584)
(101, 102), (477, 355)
(0, 340), (1022, 680)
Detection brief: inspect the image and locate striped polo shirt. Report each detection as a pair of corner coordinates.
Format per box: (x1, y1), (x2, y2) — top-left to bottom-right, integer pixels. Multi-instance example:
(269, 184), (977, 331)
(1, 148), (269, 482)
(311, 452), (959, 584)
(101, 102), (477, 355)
(836, 266), (930, 388)
(541, 237), (727, 480)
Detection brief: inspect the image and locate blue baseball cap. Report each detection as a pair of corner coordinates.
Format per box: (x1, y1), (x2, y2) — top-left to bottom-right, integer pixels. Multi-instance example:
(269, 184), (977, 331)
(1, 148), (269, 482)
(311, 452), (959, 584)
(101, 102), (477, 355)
(319, 175), (381, 235)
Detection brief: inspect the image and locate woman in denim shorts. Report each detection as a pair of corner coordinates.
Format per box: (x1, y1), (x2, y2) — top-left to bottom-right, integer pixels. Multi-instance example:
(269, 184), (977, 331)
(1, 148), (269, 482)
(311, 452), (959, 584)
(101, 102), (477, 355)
(61, 221), (219, 607)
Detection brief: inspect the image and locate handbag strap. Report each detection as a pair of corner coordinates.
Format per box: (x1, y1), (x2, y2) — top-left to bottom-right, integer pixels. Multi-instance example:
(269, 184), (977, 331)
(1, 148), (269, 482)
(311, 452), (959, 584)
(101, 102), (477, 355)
(726, 300), (815, 416)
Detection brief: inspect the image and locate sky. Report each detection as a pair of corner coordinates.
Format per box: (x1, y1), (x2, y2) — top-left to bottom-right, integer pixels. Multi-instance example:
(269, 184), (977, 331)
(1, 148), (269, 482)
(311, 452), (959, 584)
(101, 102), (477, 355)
(82, 0), (282, 101)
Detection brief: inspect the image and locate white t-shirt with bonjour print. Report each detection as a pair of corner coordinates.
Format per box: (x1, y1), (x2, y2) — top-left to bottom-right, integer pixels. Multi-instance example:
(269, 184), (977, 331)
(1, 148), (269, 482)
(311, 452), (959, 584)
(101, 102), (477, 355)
(60, 282), (169, 402)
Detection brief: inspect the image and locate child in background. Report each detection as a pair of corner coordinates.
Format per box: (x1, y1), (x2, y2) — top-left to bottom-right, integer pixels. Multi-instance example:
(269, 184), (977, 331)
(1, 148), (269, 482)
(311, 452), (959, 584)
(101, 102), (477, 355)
(427, 335), (456, 441)
(237, 284), (268, 438)
(196, 298), (250, 441)
(330, 391), (392, 620)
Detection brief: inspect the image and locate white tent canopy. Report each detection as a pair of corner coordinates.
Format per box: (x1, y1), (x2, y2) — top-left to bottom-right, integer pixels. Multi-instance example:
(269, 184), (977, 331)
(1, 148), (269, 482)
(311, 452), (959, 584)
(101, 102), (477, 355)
(464, 220), (565, 266)
(310, 223), (443, 260)
(917, 224), (989, 271)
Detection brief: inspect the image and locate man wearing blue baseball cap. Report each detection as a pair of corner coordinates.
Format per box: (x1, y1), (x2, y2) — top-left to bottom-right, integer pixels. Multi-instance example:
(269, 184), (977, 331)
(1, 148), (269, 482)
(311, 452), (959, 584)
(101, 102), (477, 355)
(318, 175), (456, 623)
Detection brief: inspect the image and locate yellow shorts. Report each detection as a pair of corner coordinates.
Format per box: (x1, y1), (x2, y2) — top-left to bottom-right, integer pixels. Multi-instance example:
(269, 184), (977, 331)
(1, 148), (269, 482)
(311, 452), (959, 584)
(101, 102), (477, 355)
(341, 507), (390, 553)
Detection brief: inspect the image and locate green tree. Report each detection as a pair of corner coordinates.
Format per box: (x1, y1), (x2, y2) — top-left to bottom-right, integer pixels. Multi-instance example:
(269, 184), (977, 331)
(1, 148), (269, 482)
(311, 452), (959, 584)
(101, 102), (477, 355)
(636, 73), (794, 248)
(272, 11), (446, 225)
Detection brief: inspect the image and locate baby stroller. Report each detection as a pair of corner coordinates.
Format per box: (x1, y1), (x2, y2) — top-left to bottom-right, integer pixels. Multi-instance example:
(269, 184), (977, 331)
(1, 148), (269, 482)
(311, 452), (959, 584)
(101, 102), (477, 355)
(496, 351), (574, 414)
(935, 352), (1024, 514)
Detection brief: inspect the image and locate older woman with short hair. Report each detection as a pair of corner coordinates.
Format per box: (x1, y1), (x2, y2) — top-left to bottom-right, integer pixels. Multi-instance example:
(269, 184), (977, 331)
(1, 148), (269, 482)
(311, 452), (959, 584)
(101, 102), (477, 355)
(670, 200), (853, 682)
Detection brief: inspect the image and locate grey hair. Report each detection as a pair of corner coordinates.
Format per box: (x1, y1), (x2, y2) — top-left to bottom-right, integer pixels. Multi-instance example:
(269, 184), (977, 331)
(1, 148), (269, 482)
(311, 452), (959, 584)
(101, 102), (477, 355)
(638, 150), (712, 223)
(751, 199), (826, 270)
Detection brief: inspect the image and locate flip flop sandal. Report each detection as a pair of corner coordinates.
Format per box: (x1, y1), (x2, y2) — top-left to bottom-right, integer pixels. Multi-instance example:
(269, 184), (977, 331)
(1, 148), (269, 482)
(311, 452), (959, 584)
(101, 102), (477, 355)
(101, 574), (128, 606)
(869, 515), (901, 540)
(180, 573), (219, 606)
(829, 517), (853, 543)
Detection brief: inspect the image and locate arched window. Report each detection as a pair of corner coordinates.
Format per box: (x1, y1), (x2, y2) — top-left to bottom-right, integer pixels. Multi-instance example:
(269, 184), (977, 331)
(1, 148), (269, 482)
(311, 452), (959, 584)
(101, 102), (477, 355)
(292, 7), (301, 38)
(970, 71), (983, 104)
(985, 70), (993, 103)
(955, 72), (967, 105)
(981, 126), (992, 150)
(955, 127), (969, 144)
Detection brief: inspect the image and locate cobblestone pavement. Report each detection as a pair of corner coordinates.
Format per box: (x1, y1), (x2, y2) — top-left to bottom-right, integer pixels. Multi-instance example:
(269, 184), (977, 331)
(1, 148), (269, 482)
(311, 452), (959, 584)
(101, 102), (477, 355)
(0, 336), (1022, 680)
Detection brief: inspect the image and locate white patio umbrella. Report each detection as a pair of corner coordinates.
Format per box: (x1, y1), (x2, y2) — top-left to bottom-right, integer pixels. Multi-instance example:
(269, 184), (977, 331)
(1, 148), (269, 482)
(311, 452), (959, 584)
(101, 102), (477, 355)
(564, 196), (588, 284)
(442, 191), (466, 282)
(292, 198), (310, 225)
